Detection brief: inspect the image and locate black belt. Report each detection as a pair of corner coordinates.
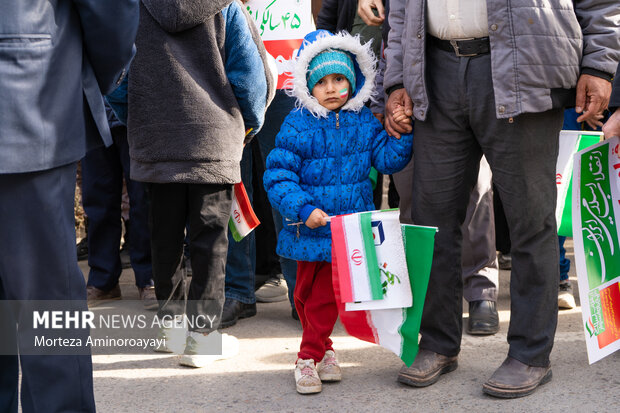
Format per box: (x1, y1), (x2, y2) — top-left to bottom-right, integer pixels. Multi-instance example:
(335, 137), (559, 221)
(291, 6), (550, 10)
(429, 35), (490, 57)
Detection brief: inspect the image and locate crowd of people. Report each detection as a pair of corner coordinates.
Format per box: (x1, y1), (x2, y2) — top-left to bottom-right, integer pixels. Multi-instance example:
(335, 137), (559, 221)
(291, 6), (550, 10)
(1, 0), (619, 411)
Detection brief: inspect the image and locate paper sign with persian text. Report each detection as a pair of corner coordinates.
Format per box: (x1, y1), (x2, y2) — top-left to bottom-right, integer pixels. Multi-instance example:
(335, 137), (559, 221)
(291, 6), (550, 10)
(572, 136), (620, 363)
(245, 0), (314, 89)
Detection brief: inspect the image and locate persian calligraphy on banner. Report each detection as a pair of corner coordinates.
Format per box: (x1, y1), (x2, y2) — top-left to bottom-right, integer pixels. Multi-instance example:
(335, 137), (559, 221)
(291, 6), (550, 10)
(572, 136), (620, 363)
(245, 0), (314, 88)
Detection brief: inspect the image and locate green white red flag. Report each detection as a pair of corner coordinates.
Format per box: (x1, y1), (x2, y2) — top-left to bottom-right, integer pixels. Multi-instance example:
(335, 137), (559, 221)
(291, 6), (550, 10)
(332, 219), (436, 367)
(228, 182), (260, 242)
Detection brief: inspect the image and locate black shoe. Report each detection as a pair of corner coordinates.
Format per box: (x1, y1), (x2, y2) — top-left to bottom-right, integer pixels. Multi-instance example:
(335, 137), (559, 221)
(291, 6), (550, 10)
(291, 307), (299, 321)
(220, 298), (256, 328)
(467, 300), (499, 335)
(77, 238), (88, 261)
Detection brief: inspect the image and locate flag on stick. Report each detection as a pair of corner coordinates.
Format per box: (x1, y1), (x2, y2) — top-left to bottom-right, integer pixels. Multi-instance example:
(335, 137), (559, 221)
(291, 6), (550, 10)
(228, 182), (260, 242)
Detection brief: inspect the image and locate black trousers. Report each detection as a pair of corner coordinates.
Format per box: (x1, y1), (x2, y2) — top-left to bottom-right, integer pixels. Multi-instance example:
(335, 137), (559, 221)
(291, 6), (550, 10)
(412, 44), (562, 367)
(148, 182), (232, 333)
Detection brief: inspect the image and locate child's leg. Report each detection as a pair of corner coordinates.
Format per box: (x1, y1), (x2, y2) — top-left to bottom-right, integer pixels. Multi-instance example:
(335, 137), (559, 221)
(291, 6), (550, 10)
(185, 183), (233, 333)
(295, 261), (338, 362)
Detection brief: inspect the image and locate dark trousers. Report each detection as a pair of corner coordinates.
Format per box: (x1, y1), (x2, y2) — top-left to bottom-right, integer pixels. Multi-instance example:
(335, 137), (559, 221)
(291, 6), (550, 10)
(82, 125), (152, 290)
(413, 45), (562, 367)
(295, 261), (338, 363)
(149, 182), (232, 333)
(0, 163), (95, 413)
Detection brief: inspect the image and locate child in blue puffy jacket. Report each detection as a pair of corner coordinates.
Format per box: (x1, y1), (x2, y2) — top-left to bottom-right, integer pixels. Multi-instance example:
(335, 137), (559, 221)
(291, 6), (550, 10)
(264, 30), (413, 394)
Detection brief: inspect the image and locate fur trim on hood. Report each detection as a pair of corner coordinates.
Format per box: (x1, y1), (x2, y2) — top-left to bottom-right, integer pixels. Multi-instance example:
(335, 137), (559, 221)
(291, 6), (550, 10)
(288, 30), (377, 118)
(142, 0), (233, 33)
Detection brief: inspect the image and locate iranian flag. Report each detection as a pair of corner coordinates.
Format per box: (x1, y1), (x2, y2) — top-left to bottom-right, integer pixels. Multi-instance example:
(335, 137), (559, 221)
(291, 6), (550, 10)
(332, 224), (436, 367)
(555, 130), (602, 236)
(228, 182), (260, 242)
(331, 212), (383, 303)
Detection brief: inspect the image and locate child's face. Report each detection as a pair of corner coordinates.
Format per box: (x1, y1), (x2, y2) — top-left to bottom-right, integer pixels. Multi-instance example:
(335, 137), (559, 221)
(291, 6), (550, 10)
(311, 73), (351, 111)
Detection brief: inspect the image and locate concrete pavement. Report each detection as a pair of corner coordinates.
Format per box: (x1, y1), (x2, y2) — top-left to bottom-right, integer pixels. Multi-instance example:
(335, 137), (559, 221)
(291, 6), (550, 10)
(81, 240), (620, 413)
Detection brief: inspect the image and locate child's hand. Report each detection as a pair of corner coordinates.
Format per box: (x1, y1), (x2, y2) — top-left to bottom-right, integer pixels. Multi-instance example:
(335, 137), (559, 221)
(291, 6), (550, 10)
(390, 104), (413, 139)
(305, 209), (328, 229)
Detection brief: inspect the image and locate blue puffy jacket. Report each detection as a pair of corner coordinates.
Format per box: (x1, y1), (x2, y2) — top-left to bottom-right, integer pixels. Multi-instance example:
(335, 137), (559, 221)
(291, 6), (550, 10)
(264, 30), (413, 263)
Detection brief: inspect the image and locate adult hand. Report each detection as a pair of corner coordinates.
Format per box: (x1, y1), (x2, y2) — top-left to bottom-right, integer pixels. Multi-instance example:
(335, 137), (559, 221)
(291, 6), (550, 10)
(305, 208), (328, 229)
(357, 0), (385, 26)
(575, 74), (612, 129)
(602, 109), (620, 139)
(384, 88), (413, 139)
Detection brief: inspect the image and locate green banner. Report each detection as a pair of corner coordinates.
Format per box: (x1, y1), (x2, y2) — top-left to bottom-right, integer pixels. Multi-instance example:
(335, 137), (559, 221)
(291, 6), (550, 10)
(579, 144), (620, 289)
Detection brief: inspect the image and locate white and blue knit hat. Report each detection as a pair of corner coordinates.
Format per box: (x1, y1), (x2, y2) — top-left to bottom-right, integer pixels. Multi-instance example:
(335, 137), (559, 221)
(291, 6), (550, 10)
(307, 48), (356, 94)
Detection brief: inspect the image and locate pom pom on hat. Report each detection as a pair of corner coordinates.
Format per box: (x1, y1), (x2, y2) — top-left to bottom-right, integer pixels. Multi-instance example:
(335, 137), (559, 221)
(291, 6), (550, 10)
(307, 49), (356, 94)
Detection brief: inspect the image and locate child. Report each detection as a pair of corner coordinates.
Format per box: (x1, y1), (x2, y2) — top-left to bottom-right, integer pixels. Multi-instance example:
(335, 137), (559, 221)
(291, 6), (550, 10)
(127, 0), (275, 367)
(264, 30), (413, 394)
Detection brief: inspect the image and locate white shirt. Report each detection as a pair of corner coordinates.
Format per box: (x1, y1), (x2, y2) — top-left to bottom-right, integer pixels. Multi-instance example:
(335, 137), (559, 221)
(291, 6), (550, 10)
(427, 0), (489, 40)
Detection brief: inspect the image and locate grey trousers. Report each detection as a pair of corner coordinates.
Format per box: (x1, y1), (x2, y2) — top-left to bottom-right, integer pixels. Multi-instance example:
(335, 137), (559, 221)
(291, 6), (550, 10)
(412, 44), (562, 367)
(393, 156), (498, 302)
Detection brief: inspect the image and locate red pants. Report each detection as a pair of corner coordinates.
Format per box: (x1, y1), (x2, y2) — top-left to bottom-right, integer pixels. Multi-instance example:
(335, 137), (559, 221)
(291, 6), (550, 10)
(295, 261), (339, 363)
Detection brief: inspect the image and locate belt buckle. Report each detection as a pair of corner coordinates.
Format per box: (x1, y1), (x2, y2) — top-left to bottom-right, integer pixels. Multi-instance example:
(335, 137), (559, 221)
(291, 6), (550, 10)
(449, 38), (476, 57)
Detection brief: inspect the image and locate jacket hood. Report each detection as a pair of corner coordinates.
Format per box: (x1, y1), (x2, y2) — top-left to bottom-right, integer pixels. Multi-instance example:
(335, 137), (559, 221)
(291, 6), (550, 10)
(142, 0), (233, 33)
(289, 30), (377, 118)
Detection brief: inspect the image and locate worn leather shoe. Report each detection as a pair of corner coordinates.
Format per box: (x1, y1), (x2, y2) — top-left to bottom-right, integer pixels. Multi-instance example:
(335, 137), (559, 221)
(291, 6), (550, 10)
(397, 349), (458, 387)
(220, 298), (257, 328)
(483, 356), (552, 398)
(467, 300), (499, 335)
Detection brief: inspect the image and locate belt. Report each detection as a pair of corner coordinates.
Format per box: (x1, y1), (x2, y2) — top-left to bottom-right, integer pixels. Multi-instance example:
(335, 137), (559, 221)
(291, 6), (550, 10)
(429, 35), (490, 57)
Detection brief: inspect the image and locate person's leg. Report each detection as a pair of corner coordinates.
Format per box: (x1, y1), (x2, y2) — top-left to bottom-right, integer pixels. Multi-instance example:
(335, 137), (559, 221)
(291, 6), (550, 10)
(0, 163), (95, 412)
(296, 262), (338, 363)
(466, 66), (563, 368)
(116, 126), (153, 289)
(82, 138), (124, 292)
(462, 157), (498, 302)
(412, 46), (483, 358)
(462, 157), (500, 335)
(392, 157), (414, 225)
(0, 283), (18, 413)
(148, 183), (188, 317)
(186, 184), (233, 332)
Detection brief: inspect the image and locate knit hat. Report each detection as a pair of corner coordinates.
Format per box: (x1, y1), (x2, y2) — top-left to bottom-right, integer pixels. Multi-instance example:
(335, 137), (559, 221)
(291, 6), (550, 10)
(307, 49), (356, 94)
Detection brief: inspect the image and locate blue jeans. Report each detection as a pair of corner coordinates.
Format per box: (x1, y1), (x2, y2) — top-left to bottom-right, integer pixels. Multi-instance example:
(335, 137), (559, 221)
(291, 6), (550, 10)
(225, 145), (257, 304)
(558, 236), (570, 282)
(225, 90), (298, 305)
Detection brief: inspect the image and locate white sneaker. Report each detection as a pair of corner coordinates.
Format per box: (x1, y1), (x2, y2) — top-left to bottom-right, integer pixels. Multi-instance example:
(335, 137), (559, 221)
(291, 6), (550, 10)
(295, 359), (322, 394)
(179, 332), (239, 368)
(153, 326), (187, 354)
(317, 350), (341, 382)
(558, 281), (576, 309)
(255, 276), (288, 303)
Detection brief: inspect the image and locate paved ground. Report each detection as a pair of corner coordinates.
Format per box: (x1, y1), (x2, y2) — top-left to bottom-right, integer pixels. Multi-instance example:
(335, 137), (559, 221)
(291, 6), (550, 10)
(80, 240), (620, 413)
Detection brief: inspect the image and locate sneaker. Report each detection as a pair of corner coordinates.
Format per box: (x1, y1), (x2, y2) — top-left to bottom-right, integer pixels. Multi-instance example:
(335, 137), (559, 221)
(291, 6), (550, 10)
(497, 252), (512, 270)
(255, 276), (288, 303)
(86, 284), (121, 307)
(138, 285), (158, 311)
(153, 326), (187, 354)
(317, 350), (341, 382)
(179, 332), (239, 368)
(558, 281), (576, 310)
(295, 359), (322, 394)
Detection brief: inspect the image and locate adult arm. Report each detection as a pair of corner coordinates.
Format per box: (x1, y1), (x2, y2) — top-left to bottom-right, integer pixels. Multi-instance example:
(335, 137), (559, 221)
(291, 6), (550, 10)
(573, 0), (620, 127)
(357, 0), (385, 26)
(223, 1), (273, 140)
(72, 0), (138, 94)
(316, 0), (338, 32)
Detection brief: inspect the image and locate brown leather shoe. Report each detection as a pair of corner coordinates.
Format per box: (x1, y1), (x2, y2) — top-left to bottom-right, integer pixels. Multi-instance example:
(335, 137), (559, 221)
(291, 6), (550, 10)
(397, 349), (458, 387)
(483, 356), (552, 398)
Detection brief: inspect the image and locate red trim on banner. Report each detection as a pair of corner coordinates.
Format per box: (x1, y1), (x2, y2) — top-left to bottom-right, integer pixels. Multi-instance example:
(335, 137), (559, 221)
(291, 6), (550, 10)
(331, 215), (353, 303)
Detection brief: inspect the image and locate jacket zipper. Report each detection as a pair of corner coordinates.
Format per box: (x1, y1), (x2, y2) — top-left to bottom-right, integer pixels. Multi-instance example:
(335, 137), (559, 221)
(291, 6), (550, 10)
(335, 112), (341, 213)
(336, 112), (340, 129)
